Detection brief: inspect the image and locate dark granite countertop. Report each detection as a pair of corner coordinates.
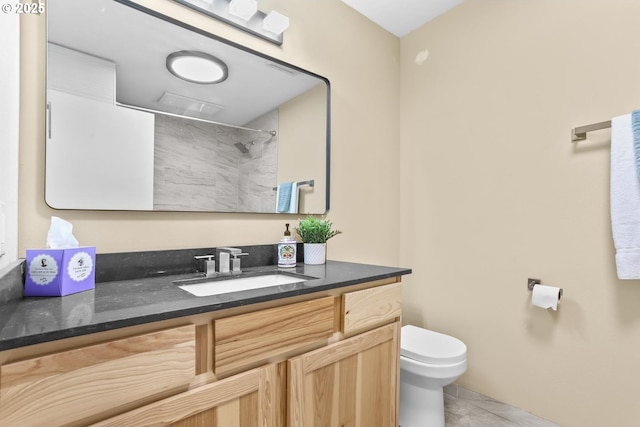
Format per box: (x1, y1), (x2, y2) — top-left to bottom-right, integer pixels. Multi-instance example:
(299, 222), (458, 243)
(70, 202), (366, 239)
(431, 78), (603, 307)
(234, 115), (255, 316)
(0, 260), (411, 351)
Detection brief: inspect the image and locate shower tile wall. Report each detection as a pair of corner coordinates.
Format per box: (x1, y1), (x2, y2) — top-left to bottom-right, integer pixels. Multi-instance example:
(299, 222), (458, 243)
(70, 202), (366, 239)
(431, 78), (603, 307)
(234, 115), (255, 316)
(237, 112), (279, 213)
(153, 111), (278, 212)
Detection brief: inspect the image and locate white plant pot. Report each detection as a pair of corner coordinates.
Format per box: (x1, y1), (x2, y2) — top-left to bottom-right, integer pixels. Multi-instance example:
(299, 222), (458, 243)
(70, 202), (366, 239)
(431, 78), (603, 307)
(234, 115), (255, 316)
(303, 243), (326, 265)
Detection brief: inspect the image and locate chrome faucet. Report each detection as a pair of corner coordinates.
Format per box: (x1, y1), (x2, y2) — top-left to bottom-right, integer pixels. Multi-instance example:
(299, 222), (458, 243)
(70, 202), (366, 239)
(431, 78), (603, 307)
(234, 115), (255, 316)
(215, 247), (249, 273)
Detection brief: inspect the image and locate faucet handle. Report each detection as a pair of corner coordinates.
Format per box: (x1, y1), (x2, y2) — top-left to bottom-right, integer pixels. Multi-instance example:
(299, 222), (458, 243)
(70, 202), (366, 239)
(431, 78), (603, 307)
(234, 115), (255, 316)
(230, 252), (249, 273)
(194, 255), (216, 277)
(230, 252), (249, 258)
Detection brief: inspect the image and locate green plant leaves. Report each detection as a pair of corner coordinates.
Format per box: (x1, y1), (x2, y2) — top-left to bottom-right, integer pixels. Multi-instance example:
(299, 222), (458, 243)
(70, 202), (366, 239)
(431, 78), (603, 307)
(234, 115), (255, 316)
(294, 215), (342, 243)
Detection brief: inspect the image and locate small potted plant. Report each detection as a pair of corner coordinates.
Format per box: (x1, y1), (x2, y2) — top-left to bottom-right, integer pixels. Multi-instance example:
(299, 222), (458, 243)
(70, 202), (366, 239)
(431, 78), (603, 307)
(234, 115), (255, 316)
(295, 215), (342, 264)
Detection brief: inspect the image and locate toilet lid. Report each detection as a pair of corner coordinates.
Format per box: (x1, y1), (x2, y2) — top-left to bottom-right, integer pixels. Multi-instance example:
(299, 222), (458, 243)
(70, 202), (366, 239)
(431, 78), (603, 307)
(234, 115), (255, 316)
(401, 325), (467, 365)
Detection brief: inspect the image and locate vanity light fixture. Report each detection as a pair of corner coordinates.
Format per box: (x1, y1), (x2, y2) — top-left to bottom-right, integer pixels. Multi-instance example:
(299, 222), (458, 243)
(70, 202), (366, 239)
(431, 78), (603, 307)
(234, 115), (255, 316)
(166, 51), (228, 84)
(174, 0), (290, 45)
(228, 0), (257, 21)
(262, 11), (290, 35)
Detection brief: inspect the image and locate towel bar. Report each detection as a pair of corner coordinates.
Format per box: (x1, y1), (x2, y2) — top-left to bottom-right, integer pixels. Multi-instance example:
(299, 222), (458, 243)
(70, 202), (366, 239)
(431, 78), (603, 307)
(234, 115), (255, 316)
(272, 180), (315, 191)
(571, 120), (611, 142)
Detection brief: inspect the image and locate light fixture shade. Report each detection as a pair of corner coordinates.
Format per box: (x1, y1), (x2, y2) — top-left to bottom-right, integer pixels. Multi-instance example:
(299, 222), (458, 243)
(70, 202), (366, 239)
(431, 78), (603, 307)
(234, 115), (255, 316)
(262, 10), (290, 35)
(166, 51), (228, 84)
(228, 0), (257, 21)
(158, 92), (225, 119)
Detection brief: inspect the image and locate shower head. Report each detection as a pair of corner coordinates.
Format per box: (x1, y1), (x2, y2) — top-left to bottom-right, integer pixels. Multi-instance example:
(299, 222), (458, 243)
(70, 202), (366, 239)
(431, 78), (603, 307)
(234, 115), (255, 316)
(234, 140), (254, 153)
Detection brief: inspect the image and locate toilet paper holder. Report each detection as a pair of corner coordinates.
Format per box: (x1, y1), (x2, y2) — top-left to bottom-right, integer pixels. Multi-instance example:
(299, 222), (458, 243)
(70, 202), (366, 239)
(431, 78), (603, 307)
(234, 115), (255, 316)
(527, 278), (563, 299)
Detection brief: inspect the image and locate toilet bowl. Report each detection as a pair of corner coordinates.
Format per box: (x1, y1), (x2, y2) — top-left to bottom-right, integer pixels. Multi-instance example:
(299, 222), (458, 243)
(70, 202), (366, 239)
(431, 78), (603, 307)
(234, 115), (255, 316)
(399, 325), (467, 427)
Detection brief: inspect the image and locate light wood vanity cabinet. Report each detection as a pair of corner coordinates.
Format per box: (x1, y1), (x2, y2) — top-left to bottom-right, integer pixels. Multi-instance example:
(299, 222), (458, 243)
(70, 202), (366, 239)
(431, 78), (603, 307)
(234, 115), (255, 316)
(0, 279), (402, 427)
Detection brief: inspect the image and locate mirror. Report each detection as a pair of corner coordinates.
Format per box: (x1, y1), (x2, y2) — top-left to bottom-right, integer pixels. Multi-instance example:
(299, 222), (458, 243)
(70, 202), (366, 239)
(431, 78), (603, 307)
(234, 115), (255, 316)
(45, 0), (330, 213)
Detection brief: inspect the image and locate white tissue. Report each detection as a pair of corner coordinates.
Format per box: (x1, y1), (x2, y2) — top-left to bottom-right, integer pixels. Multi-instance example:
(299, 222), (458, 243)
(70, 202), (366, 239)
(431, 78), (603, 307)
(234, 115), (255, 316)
(532, 284), (561, 311)
(47, 216), (79, 249)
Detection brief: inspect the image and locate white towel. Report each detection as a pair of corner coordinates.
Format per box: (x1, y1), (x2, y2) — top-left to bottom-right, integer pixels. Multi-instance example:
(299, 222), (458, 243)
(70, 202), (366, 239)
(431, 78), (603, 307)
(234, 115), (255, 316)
(611, 114), (640, 279)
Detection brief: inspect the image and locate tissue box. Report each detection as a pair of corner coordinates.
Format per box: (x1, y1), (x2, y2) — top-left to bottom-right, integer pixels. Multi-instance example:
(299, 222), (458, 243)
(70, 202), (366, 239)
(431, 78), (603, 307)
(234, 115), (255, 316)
(25, 247), (96, 297)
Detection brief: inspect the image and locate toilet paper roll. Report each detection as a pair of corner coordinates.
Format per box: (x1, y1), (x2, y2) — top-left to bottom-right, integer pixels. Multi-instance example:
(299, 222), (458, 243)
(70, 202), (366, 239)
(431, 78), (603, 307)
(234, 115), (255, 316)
(532, 284), (561, 311)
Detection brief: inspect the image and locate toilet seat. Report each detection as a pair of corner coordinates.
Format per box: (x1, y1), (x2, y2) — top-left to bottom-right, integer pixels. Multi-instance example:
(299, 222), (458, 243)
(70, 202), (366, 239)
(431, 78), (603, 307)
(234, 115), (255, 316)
(401, 325), (466, 365)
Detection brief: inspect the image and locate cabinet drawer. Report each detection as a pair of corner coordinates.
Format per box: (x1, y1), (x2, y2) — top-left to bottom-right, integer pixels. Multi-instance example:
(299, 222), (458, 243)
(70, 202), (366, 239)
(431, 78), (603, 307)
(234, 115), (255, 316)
(342, 282), (402, 334)
(90, 363), (282, 427)
(0, 325), (196, 427)
(214, 297), (336, 375)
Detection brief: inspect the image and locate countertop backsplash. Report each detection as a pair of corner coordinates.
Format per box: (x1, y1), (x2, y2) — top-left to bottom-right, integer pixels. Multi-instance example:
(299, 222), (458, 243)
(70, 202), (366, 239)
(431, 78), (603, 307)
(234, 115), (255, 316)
(95, 244), (301, 283)
(0, 260), (24, 305)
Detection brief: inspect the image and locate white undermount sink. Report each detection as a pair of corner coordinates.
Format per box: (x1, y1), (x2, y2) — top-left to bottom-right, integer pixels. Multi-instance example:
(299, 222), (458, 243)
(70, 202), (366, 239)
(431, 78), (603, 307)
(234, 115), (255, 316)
(176, 273), (310, 297)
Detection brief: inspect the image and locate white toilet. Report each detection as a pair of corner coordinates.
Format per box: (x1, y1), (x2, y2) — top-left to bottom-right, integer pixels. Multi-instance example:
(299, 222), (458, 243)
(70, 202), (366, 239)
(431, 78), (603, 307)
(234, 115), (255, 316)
(399, 325), (467, 427)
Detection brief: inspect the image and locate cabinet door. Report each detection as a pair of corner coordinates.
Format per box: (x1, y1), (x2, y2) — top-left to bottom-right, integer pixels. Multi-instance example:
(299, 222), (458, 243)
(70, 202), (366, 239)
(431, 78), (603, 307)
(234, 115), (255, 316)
(288, 322), (400, 427)
(0, 325), (196, 427)
(90, 363), (283, 427)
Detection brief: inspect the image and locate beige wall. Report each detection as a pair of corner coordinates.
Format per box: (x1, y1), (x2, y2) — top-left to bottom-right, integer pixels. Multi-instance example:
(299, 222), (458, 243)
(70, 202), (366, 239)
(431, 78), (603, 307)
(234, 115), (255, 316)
(400, 1), (640, 426)
(278, 83), (327, 214)
(19, 0), (400, 265)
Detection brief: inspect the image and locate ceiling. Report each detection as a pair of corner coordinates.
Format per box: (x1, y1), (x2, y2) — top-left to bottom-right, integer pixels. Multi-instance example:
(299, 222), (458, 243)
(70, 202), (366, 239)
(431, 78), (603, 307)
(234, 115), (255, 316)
(340, 0), (464, 38)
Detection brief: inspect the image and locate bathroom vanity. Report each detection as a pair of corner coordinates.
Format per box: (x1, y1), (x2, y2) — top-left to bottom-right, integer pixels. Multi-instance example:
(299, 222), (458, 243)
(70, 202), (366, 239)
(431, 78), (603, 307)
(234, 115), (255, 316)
(0, 253), (410, 426)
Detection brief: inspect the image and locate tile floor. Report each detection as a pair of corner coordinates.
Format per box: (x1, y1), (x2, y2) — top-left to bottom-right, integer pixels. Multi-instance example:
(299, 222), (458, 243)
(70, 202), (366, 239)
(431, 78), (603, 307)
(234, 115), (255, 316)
(444, 385), (561, 427)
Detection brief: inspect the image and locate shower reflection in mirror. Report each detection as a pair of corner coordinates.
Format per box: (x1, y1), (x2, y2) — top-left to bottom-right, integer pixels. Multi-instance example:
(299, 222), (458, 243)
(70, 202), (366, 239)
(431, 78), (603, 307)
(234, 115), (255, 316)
(153, 110), (279, 212)
(45, 0), (330, 214)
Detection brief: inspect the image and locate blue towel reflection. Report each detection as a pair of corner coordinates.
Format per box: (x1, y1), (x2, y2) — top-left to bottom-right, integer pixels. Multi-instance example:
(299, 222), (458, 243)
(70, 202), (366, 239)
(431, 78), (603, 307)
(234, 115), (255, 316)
(276, 182), (293, 213)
